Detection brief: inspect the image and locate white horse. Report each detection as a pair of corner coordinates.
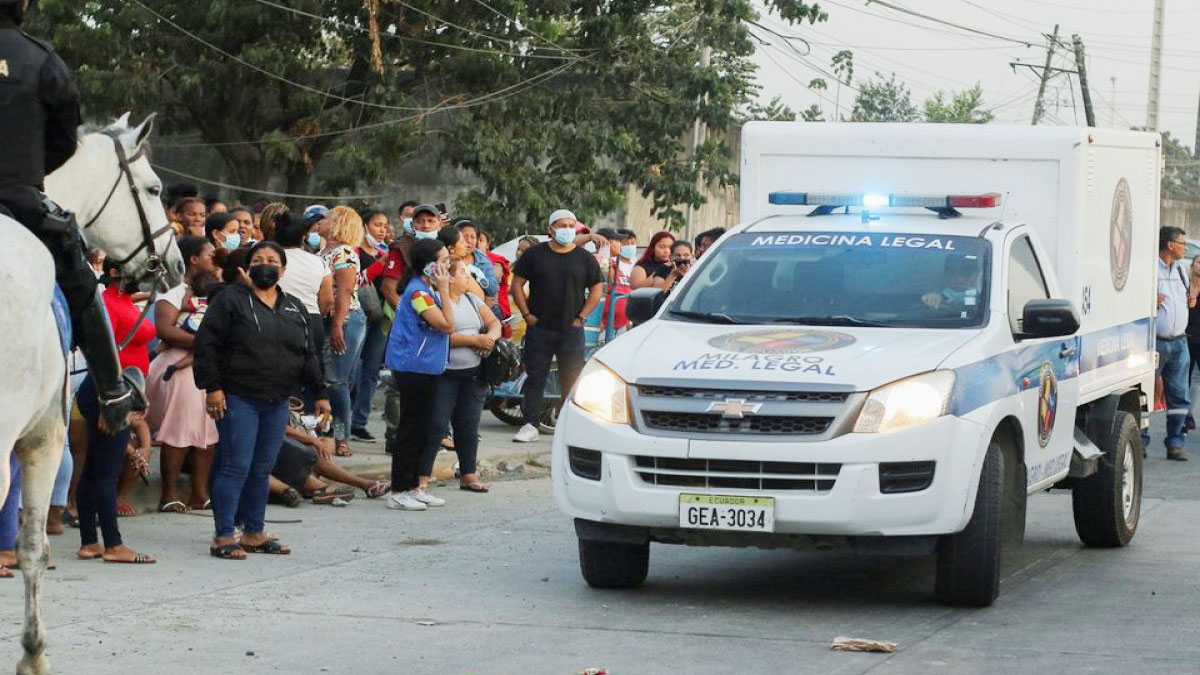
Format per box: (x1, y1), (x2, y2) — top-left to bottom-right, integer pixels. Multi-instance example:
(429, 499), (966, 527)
(0, 113), (183, 675)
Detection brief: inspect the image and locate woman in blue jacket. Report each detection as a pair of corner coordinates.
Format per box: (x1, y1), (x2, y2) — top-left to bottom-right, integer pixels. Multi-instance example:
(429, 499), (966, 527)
(383, 238), (455, 511)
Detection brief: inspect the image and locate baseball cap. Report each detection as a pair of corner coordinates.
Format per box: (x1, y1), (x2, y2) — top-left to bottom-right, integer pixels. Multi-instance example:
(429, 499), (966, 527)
(302, 204), (329, 224)
(412, 203), (440, 218)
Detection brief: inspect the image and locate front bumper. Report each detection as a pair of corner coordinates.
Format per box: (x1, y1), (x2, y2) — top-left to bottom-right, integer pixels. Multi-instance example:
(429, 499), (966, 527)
(552, 402), (988, 539)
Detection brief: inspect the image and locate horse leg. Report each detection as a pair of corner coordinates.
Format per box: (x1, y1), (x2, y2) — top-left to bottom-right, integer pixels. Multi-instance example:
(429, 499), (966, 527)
(13, 411), (65, 675)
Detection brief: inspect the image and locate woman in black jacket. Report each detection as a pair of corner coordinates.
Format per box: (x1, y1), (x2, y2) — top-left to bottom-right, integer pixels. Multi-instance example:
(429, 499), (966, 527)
(194, 241), (331, 560)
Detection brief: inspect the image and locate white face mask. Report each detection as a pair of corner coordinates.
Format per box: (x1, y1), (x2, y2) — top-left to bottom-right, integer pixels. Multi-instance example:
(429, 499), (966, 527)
(553, 227), (575, 245)
(414, 229), (438, 241)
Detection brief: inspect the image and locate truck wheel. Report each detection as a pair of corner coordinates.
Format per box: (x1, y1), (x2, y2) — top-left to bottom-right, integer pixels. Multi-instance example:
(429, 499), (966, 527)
(935, 442), (1002, 607)
(578, 538), (649, 589)
(1072, 411), (1142, 547)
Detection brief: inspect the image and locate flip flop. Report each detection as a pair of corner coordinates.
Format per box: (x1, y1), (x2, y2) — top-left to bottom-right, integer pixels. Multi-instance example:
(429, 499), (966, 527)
(307, 486), (354, 505)
(459, 482), (490, 493)
(210, 543), (245, 560)
(241, 539), (291, 555)
(116, 502), (138, 517)
(104, 553), (155, 564)
(0, 568), (11, 578)
(158, 500), (188, 513)
(335, 442), (353, 457)
(364, 480), (391, 499)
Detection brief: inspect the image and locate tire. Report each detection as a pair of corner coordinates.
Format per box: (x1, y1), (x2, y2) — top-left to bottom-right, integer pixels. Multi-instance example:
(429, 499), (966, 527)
(578, 538), (649, 589)
(488, 398), (526, 427)
(936, 442), (1002, 607)
(1072, 411), (1142, 547)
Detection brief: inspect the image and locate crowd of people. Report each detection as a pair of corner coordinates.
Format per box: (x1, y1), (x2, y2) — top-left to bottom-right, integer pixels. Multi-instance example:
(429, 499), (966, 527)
(0, 184), (728, 568)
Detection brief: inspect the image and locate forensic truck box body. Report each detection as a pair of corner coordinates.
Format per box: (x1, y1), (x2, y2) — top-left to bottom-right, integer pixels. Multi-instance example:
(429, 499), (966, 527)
(552, 123), (1161, 605)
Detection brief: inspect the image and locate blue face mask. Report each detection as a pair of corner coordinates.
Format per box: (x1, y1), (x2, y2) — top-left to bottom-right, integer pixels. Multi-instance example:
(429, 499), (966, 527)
(222, 233), (241, 251)
(402, 218), (413, 234)
(414, 229), (438, 241)
(619, 244), (637, 260)
(553, 227), (575, 246)
(305, 232), (322, 250)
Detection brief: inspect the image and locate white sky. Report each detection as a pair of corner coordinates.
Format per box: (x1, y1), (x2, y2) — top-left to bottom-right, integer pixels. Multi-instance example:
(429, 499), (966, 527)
(750, 0), (1200, 144)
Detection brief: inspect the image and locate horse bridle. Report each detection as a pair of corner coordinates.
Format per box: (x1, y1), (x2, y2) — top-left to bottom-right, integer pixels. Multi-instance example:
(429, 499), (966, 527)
(80, 132), (175, 349)
(81, 133), (173, 281)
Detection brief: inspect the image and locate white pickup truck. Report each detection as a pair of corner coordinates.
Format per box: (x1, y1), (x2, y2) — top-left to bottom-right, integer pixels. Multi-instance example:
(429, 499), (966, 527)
(552, 123), (1161, 606)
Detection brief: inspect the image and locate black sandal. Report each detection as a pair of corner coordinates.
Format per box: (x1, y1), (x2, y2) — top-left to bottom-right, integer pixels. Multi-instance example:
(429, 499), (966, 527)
(279, 488), (303, 508)
(241, 539), (291, 555)
(209, 543), (245, 560)
(307, 486), (354, 505)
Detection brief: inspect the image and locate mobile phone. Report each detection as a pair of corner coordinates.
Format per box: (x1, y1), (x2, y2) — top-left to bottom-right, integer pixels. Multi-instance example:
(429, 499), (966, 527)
(435, 203), (447, 214)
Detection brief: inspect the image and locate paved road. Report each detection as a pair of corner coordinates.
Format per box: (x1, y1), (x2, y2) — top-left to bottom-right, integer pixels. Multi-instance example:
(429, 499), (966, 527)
(3, 415), (1200, 674)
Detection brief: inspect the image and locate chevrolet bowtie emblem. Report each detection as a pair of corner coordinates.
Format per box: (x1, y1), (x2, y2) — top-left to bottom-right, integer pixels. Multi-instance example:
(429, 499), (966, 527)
(705, 398), (763, 419)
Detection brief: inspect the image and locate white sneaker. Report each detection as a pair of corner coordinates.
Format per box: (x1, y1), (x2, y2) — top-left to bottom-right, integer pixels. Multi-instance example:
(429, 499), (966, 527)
(513, 423), (540, 443)
(413, 489), (446, 507)
(387, 491), (427, 511)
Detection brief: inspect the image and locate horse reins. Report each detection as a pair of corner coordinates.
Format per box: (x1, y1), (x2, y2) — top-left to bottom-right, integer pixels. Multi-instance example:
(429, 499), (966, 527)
(81, 133), (175, 350)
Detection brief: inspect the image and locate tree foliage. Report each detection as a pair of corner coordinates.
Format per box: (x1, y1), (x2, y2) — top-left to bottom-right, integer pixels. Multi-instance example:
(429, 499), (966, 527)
(923, 84), (994, 124)
(29, 0), (826, 236)
(1161, 131), (1200, 202)
(849, 71), (918, 123)
(744, 96), (796, 122)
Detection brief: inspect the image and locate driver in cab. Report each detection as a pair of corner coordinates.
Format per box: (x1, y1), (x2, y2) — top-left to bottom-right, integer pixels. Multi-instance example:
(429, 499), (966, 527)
(921, 256), (981, 312)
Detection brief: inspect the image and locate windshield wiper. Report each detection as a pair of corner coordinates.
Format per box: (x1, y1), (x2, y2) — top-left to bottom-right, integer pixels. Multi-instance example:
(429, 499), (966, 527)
(769, 315), (888, 327)
(668, 309), (747, 324)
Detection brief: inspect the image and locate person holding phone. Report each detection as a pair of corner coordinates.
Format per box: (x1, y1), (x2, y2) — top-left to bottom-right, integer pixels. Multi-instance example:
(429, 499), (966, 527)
(383, 238), (457, 511)
(631, 231), (689, 291)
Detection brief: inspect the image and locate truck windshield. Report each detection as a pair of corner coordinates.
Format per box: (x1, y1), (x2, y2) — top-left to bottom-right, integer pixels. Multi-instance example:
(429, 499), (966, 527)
(669, 231), (991, 328)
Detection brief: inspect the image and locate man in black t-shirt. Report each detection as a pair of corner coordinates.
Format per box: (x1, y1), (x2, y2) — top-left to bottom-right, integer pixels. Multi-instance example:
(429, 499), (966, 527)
(511, 209), (604, 442)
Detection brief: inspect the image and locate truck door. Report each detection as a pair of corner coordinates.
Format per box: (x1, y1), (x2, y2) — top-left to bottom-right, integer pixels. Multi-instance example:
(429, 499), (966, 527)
(1005, 232), (1080, 489)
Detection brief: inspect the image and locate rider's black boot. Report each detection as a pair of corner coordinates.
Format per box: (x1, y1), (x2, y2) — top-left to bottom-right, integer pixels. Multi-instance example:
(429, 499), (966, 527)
(74, 288), (140, 433)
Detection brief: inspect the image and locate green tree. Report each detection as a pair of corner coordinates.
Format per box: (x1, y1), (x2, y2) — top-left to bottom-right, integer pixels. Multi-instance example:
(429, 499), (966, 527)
(744, 96), (797, 122)
(849, 71), (918, 123)
(924, 84), (994, 124)
(799, 104), (824, 122)
(1161, 131), (1200, 202)
(30, 0), (827, 235)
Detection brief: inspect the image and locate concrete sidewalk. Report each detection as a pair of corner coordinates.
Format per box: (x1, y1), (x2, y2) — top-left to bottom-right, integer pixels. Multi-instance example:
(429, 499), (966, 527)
(120, 394), (552, 514)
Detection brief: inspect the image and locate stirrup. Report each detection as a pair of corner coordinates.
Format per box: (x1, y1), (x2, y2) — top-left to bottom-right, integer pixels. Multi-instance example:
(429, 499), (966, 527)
(97, 368), (147, 431)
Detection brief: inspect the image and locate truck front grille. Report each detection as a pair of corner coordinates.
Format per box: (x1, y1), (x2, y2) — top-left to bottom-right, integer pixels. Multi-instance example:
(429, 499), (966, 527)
(637, 385), (849, 403)
(641, 411), (832, 435)
(634, 456), (840, 491)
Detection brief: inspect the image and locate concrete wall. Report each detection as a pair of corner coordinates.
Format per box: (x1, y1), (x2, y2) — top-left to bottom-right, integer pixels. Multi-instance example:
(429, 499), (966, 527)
(1162, 198), (1200, 238)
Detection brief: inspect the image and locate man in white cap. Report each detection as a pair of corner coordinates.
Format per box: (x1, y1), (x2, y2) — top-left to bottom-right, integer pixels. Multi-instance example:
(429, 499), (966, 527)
(510, 209), (605, 442)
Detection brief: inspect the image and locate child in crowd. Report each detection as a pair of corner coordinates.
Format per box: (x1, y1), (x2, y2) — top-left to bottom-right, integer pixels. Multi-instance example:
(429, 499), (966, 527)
(161, 271), (218, 382)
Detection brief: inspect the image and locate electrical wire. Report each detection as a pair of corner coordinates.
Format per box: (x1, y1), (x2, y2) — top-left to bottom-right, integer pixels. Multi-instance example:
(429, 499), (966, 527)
(863, 0), (1038, 47)
(151, 163), (392, 200)
(246, 0), (582, 59)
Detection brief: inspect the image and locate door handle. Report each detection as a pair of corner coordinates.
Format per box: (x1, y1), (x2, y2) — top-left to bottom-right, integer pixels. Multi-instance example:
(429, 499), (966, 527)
(1059, 344), (1077, 359)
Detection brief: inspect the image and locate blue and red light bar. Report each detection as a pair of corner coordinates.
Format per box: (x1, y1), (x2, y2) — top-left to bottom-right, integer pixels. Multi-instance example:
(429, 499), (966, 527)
(768, 191), (1003, 209)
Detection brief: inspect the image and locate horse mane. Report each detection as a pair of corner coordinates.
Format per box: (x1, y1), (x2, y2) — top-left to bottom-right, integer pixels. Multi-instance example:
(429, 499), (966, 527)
(76, 114), (135, 141)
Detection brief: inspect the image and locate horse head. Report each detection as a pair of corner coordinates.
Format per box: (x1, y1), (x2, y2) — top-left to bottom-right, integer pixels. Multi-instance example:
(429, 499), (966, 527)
(44, 113), (185, 291)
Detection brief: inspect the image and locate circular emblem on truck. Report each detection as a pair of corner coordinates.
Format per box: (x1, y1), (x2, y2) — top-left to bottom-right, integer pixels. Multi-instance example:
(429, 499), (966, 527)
(1109, 178), (1132, 291)
(1037, 362), (1058, 448)
(707, 329), (856, 354)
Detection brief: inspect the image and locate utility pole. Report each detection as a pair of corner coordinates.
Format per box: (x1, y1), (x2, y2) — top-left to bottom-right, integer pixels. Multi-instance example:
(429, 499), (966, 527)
(1194, 85), (1200, 158)
(1147, 0), (1165, 130)
(1073, 35), (1096, 127)
(1109, 76), (1117, 127)
(1032, 24), (1060, 125)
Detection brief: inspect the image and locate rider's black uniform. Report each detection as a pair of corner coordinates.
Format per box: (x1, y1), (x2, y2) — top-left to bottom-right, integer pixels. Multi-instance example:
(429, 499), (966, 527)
(0, 8), (134, 431)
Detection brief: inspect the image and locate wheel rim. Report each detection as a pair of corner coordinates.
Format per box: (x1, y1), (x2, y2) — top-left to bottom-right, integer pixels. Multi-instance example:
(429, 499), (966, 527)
(1121, 440), (1137, 527)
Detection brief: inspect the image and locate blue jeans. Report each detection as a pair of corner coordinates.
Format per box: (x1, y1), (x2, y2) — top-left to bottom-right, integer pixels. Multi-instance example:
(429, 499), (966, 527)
(1146, 336), (1191, 449)
(422, 367), (487, 477)
(522, 325), (586, 426)
(76, 375), (129, 548)
(0, 455), (18, 551)
(326, 307), (367, 441)
(351, 318), (387, 429)
(210, 393), (290, 538)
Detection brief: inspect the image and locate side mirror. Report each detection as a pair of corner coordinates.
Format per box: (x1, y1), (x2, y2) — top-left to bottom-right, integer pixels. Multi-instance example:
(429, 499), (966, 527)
(627, 288), (667, 326)
(1019, 299), (1080, 339)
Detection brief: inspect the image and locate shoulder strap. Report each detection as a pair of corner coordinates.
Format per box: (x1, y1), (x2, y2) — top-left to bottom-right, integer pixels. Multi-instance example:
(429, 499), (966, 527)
(1179, 265), (1190, 292)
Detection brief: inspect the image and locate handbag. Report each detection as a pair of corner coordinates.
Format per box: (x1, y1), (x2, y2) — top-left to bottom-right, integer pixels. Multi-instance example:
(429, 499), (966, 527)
(357, 284), (383, 323)
(466, 293), (520, 385)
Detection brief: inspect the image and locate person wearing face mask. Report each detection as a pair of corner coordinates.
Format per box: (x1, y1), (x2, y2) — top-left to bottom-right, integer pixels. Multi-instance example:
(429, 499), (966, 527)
(275, 212), (335, 363)
(595, 228), (634, 335)
(349, 209), (392, 442)
(921, 255), (982, 312)
(204, 210), (242, 256)
(194, 241), (331, 560)
(381, 203), (440, 310)
(510, 209), (605, 443)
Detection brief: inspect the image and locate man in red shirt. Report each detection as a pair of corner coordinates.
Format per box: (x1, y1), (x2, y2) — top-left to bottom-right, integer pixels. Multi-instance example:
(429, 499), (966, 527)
(380, 203), (441, 310)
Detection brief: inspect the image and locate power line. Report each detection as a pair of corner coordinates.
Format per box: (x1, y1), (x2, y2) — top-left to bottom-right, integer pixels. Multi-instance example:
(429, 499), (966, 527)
(246, 0), (582, 59)
(864, 0), (1038, 47)
(155, 60), (580, 148)
(151, 163), (391, 200)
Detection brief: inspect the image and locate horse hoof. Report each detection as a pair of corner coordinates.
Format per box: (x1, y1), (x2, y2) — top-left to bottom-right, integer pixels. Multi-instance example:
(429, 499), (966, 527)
(17, 653), (49, 675)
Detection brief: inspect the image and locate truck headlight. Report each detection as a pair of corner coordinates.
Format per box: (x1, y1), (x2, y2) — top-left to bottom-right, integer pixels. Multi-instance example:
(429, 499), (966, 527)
(571, 360), (630, 425)
(853, 370), (955, 434)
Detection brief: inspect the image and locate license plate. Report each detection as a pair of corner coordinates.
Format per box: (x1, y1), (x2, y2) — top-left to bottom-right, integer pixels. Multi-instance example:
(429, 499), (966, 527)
(679, 494), (776, 532)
